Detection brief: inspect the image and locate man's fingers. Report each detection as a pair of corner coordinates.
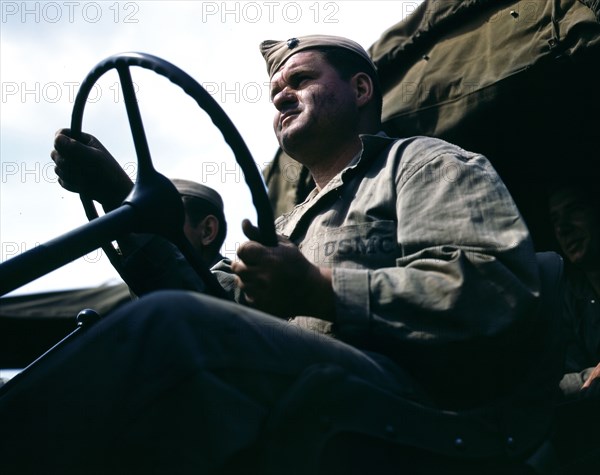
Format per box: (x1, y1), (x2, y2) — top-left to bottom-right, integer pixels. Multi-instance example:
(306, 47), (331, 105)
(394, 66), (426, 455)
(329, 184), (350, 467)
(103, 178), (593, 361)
(230, 259), (246, 277)
(241, 218), (288, 245)
(52, 144), (80, 176)
(54, 133), (89, 158)
(56, 177), (79, 194)
(231, 260), (265, 302)
(241, 219), (263, 242)
(582, 364), (600, 389)
(54, 127), (71, 138)
(237, 240), (268, 266)
(230, 259), (256, 282)
(56, 128), (96, 145)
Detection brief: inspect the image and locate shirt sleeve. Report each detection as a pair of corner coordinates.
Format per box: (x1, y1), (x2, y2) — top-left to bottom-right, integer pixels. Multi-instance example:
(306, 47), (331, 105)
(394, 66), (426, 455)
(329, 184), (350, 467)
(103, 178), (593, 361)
(116, 233), (243, 302)
(115, 234), (207, 296)
(333, 147), (540, 350)
(331, 145), (544, 405)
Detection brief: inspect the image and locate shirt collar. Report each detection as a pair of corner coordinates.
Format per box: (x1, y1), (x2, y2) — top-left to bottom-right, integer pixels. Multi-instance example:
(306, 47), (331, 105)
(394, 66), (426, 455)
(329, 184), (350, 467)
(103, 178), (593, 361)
(330, 132), (396, 188)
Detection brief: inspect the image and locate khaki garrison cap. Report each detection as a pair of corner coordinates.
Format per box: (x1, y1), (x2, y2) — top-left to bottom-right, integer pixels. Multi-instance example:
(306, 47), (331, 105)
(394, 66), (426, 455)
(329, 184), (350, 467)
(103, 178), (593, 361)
(259, 34), (377, 78)
(171, 178), (224, 212)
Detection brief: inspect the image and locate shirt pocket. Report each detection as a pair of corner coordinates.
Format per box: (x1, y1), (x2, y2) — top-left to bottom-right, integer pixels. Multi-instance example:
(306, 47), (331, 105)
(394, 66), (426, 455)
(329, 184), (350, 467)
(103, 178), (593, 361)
(299, 220), (398, 269)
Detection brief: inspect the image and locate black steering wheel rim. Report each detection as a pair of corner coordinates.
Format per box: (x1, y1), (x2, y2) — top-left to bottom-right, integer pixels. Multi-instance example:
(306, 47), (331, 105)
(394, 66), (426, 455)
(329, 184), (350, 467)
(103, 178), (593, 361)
(70, 52), (277, 293)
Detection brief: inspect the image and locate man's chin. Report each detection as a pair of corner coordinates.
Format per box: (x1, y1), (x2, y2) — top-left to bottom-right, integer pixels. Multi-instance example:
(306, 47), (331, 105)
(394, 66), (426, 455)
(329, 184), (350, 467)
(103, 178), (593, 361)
(567, 250), (588, 267)
(279, 129), (304, 154)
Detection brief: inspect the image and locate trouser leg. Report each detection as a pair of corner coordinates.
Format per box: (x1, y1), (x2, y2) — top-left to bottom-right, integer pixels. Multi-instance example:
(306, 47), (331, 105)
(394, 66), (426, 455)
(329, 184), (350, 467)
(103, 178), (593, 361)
(0, 290), (413, 475)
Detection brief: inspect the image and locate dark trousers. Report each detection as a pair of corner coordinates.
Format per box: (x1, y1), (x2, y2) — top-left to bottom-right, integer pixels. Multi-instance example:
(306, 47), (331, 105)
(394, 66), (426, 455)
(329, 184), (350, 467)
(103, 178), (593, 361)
(0, 290), (414, 475)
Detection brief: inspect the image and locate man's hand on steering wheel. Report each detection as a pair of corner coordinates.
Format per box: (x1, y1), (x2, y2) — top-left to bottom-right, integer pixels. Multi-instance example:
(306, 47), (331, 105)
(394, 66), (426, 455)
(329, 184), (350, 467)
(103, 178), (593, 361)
(46, 53), (276, 299)
(232, 220), (336, 321)
(51, 128), (133, 212)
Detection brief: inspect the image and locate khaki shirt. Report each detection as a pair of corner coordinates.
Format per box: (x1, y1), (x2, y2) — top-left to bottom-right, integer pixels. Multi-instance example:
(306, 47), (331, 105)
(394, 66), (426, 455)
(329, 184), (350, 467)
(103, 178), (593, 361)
(273, 133), (541, 405)
(121, 132), (541, 406)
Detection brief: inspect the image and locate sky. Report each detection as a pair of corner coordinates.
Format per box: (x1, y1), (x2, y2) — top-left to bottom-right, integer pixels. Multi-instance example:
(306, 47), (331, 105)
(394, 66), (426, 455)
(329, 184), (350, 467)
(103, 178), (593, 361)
(0, 0), (422, 296)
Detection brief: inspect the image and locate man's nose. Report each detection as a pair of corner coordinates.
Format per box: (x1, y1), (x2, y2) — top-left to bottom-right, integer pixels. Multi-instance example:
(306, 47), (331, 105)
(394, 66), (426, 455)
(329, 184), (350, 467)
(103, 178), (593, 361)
(273, 87), (296, 111)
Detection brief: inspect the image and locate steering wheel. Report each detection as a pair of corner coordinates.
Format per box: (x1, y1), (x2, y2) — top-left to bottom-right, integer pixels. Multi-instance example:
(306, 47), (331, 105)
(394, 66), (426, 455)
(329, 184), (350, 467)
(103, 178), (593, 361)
(69, 52), (277, 298)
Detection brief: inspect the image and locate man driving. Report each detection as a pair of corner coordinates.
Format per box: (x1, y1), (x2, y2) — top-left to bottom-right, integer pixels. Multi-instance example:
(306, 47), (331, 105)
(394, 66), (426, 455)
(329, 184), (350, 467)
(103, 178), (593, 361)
(0, 35), (558, 474)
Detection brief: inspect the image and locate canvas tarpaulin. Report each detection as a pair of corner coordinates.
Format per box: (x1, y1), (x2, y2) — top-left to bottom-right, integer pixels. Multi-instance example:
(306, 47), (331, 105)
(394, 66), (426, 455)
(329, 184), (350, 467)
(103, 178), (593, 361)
(265, 0), (599, 246)
(0, 283), (131, 368)
(368, 0), (600, 248)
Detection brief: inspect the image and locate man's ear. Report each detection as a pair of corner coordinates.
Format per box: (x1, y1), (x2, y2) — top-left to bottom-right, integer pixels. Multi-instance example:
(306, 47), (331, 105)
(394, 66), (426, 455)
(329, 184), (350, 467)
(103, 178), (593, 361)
(351, 72), (374, 107)
(199, 215), (220, 246)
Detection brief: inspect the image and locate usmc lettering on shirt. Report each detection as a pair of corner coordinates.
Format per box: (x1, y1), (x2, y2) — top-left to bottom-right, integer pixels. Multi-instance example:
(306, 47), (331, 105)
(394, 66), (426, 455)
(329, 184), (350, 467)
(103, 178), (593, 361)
(302, 221), (397, 267)
(324, 235), (395, 257)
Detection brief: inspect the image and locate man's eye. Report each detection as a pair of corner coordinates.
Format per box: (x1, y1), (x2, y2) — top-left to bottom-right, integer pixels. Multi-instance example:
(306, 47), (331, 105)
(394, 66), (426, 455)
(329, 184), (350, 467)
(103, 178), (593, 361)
(293, 75), (310, 86)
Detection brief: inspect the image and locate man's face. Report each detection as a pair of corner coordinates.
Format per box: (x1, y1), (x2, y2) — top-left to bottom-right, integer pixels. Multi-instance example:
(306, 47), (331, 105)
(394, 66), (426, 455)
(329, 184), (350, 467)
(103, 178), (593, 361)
(549, 187), (600, 267)
(269, 50), (358, 163)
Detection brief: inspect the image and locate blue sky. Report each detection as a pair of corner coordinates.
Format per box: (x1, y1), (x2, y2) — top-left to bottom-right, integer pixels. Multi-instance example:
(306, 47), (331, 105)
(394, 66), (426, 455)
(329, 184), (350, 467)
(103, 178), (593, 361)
(1, 0), (421, 295)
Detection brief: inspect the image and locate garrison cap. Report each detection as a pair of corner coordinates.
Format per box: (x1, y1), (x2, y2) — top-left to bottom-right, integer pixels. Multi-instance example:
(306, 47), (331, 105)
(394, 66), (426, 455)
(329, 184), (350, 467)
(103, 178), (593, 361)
(259, 34), (377, 78)
(171, 178), (224, 212)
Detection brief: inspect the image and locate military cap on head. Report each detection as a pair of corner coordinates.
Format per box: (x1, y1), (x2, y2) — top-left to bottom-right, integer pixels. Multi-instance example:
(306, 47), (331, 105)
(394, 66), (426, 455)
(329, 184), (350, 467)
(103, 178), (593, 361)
(171, 178), (224, 212)
(259, 34), (377, 78)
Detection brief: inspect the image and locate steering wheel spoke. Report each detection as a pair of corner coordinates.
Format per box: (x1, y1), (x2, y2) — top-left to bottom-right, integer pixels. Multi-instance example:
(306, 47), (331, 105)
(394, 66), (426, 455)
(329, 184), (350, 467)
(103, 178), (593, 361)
(115, 64), (154, 177)
(69, 52), (277, 298)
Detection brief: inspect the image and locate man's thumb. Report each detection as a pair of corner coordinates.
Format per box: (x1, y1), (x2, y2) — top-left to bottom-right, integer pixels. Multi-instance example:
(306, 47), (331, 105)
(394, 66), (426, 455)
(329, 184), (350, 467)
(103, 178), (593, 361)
(241, 219), (262, 241)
